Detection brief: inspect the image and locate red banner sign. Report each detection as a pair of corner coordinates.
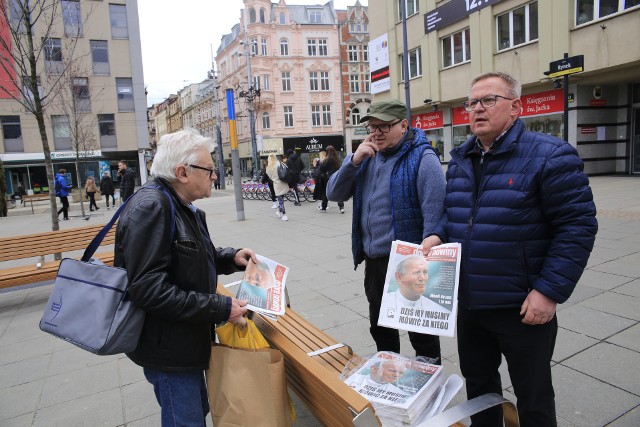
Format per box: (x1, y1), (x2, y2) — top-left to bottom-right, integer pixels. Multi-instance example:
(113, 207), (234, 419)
(411, 111), (444, 129)
(520, 89), (563, 117)
(452, 107), (470, 126)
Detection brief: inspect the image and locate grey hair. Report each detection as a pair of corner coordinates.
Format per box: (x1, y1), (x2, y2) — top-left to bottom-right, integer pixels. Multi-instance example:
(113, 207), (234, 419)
(396, 255), (427, 275)
(150, 128), (214, 181)
(471, 71), (521, 98)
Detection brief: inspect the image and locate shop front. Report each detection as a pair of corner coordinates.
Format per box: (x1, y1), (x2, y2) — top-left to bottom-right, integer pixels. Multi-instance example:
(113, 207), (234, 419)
(283, 135), (345, 171)
(411, 111), (445, 161)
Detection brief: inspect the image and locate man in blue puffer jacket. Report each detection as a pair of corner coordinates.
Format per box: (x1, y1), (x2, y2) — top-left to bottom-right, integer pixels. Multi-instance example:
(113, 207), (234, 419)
(327, 100), (446, 361)
(424, 72), (597, 426)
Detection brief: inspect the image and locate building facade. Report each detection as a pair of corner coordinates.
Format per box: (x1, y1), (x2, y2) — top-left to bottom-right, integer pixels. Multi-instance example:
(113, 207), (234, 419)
(215, 0), (347, 173)
(0, 0), (149, 195)
(369, 0), (640, 174)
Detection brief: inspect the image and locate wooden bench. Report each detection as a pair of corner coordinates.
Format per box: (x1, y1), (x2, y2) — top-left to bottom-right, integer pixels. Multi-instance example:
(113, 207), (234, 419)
(0, 224), (115, 289)
(22, 194), (53, 214)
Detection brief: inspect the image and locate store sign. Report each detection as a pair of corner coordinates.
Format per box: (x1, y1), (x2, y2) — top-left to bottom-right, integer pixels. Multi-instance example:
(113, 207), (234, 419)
(353, 127), (368, 135)
(412, 111), (444, 129)
(50, 150), (102, 159)
(283, 135), (344, 153)
(452, 107), (470, 126)
(580, 127), (596, 134)
(369, 33), (390, 94)
(547, 55), (584, 79)
(425, 0), (502, 34)
(520, 89), (563, 117)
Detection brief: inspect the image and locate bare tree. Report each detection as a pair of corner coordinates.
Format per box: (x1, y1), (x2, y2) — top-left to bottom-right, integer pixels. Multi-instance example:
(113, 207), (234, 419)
(0, 0), (92, 231)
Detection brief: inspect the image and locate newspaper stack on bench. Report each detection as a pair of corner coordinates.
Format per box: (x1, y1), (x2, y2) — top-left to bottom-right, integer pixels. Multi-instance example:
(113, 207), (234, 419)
(343, 351), (445, 426)
(236, 254), (289, 317)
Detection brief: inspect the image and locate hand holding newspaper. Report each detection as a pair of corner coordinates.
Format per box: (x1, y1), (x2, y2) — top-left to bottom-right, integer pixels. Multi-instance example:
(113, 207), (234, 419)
(235, 254), (289, 316)
(378, 241), (461, 337)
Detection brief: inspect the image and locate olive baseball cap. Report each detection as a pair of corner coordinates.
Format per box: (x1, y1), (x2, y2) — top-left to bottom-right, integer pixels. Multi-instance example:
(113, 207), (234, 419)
(360, 100), (407, 123)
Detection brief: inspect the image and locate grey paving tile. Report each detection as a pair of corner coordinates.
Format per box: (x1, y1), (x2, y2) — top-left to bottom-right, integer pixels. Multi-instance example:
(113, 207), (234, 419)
(562, 342), (640, 395)
(0, 413), (33, 427)
(0, 336), (55, 365)
(317, 281), (365, 303)
(557, 284), (606, 310)
(323, 317), (372, 357)
(606, 323), (640, 352)
(614, 278), (640, 297)
(0, 353), (50, 388)
(287, 290), (334, 312)
(552, 364), (639, 427)
(299, 303), (362, 330)
(121, 379), (159, 423)
(34, 388), (123, 427)
(580, 292), (640, 321)
(557, 305), (635, 340)
(552, 327), (599, 362)
(126, 412), (162, 427)
(590, 252), (640, 278)
(578, 269), (636, 291)
(607, 405), (640, 427)
(118, 357), (146, 387)
(39, 360), (120, 408)
(0, 379), (44, 422)
(47, 346), (120, 377)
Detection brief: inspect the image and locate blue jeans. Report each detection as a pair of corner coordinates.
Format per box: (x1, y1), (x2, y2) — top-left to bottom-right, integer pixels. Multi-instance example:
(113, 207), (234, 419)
(143, 368), (209, 426)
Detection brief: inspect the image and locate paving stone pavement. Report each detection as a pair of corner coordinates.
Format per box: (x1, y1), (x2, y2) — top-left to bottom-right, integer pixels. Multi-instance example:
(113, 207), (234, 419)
(0, 176), (639, 426)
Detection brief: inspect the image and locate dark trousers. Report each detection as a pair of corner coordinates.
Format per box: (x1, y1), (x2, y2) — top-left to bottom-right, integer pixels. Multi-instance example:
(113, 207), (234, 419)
(457, 308), (558, 427)
(104, 194), (115, 208)
(289, 184), (300, 204)
(364, 256), (441, 360)
(268, 181), (276, 202)
(57, 196), (69, 219)
(87, 192), (98, 211)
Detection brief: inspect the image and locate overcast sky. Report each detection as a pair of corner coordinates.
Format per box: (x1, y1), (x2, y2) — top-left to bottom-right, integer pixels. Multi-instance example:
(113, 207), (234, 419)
(138, 0), (368, 107)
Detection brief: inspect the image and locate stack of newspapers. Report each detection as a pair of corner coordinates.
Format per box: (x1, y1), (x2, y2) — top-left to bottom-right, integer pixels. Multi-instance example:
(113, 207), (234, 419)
(343, 351), (445, 426)
(235, 254), (289, 318)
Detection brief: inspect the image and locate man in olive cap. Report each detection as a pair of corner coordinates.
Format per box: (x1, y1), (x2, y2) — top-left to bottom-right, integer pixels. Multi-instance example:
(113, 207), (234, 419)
(327, 99), (445, 361)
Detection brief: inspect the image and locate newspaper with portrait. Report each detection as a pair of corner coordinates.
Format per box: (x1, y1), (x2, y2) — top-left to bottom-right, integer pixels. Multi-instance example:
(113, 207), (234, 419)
(342, 351), (450, 426)
(235, 254), (289, 316)
(378, 240), (461, 337)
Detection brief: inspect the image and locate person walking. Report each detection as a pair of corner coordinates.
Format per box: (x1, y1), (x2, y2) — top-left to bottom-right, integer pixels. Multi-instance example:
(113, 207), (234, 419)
(84, 176), (99, 211)
(118, 160), (135, 202)
(261, 164), (278, 209)
(312, 151), (326, 204)
(285, 149), (304, 206)
(114, 128), (254, 425)
(422, 71), (598, 426)
(326, 100), (446, 361)
(317, 145), (345, 214)
(266, 154), (289, 221)
(99, 171), (116, 209)
(54, 168), (72, 220)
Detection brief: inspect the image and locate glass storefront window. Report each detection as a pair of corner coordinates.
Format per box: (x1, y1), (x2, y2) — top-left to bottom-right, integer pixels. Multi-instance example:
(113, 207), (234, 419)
(453, 125), (472, 148)
(424, 129), (444, 161)
(521, 114), (563, 139)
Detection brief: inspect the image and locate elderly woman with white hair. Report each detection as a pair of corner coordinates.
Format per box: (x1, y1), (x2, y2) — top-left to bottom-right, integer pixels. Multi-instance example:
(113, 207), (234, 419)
(114, 128), (256, 425)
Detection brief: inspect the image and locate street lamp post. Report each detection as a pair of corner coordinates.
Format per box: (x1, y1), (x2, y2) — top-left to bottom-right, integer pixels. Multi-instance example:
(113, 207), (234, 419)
(239, 23), (260, 180)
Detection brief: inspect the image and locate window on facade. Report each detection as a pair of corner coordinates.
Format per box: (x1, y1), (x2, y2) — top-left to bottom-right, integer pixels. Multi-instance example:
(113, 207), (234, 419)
(9, 0), (28, 33)
(51, 115), (72, 150)
(351, 108), (361, 125)
(442, 28), (470, 68)
(281, 72), (291, 91)
(262, 75), (270, 91)
(72, 77), (91, 112)
(307, 39), (317, 56)
(322, 105), (331, 126)
(279, 12), (286, 24)
(398, 0), (419, 20)
(250, 38), (258, 56)
(260, 7), (266, 23)
(320, 71), (329, 90)
(364, 74), (370, 93)
(280, 39), (289, 56)
(576, 0), (639, 25)
(262, 112), (270, 129)
(400, 48), (422, 80)
(252, 75), (260, 90)
(22, 76), (42, 105)
(363, 45), (369, 62)
(311, 105), (321, 126)
(1, 116), (22, 152)
(350, 74), (360, 93)
(62, 0), (82, 37)
(261, 38), (267, 55)
(348, 45), (358, 62)
(309, 10), (322, 23)
(497, 1), (538, 51)
(90, 40), (110, 75)
(98, 114), (117, 149)
(284, 106), (293, 127)
(250, 8), (256, 23)
(44, 37), (63, 74)
(116, 77), (134, 112)
(318, 39), (328, 56)
(109, 4), (128, 39)
(350, 20), (368, 33)
(309, 72), (319, 91)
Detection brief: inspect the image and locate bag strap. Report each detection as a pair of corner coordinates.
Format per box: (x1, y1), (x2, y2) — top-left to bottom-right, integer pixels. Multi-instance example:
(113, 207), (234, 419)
(81, 185), (175, 262)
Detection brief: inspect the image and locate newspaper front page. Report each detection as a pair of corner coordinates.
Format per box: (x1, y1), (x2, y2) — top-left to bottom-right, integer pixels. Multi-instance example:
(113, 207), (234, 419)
(235, 254), (288, 316)
(378, 241), (461, 337)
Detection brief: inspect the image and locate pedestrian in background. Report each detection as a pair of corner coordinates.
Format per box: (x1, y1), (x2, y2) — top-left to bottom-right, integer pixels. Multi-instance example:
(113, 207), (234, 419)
(422, 71), (597, 426)
(318, 145), (345, 214)
(100, 171), (116, 209)
(266, 154), (289, 221)
(114, 128), (254, 425)
(261, 163), (278, 209)
(285, 149), (304, 206)
(327, 100), (445, 361)
(84, 176), (99, 212)
(54, 168), (72, 220)
(312, 151), (326, 203)
(118, 160), (135, 202)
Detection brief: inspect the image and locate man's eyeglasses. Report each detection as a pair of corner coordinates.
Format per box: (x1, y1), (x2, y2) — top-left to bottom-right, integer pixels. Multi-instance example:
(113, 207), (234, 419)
(187, 164), (216, 178)
(365, 120), (402, 134)
(462, 95), (514, 112)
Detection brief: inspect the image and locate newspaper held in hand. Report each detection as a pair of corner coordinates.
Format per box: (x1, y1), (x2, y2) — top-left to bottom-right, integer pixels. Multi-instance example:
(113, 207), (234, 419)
(236, 254), (289, 316)
(343, 351), (445, 426)
(378, 241), (461, 337)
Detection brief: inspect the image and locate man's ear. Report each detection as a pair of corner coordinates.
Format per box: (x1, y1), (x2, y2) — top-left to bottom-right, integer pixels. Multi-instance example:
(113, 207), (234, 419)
(512, 98), (523, 116)
(175, 165), (189, 183)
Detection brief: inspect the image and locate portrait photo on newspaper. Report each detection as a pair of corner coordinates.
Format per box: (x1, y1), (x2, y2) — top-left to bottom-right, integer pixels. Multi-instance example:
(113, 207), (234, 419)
(235, 254), (289, 316)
